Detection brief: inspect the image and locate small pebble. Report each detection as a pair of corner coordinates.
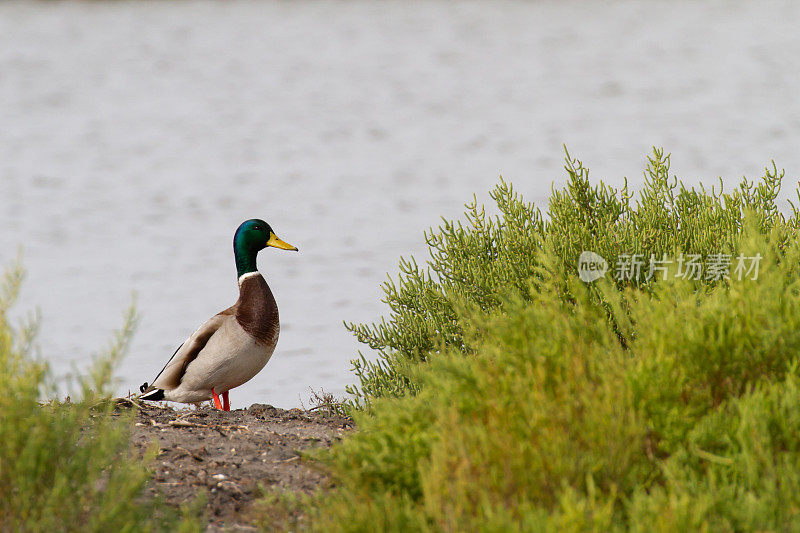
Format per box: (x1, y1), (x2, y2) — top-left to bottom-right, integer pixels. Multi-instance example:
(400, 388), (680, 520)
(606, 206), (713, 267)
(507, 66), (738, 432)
(217, 481), (243, 497)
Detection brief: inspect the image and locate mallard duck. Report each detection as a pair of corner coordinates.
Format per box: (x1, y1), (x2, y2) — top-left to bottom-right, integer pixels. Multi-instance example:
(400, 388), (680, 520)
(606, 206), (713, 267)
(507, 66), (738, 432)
(138, 219), (297, 411)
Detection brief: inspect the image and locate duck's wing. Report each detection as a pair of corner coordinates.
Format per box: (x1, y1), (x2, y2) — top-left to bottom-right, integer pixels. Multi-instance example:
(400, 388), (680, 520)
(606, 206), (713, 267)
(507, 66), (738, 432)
(142, 308), (235, 393)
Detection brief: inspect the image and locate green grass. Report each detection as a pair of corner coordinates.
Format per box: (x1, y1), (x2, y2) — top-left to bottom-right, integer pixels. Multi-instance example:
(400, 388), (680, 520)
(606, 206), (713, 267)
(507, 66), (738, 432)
(0, 259), (201, 532)
(280, 148), (800, 531)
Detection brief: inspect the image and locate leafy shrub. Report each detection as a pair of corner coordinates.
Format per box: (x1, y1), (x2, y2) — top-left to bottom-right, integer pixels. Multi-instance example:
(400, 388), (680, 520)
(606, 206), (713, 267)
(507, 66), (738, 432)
(0, 260), (199, 532)
(296, 149), (800, 531)
(346, 148), (796, 406)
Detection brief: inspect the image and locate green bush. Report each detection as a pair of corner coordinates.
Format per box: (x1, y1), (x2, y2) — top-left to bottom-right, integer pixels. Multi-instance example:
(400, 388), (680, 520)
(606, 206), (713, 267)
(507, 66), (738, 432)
(296, 149), (800, 531)
(0, 260), (200, 532)
(347, 148), (797, 406)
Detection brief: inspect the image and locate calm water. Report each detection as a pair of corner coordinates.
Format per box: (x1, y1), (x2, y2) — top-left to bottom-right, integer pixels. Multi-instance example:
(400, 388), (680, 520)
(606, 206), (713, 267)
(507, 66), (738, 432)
(1, 0), (799, 408)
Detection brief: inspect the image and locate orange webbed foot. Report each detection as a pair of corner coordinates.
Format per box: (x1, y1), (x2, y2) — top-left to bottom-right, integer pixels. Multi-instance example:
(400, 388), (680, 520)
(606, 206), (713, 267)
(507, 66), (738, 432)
(211, 388), (223, 410)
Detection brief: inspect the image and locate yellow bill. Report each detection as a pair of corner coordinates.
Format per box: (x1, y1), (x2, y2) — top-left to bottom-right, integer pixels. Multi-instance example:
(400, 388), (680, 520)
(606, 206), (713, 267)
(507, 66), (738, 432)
(267, 233), (298, 251)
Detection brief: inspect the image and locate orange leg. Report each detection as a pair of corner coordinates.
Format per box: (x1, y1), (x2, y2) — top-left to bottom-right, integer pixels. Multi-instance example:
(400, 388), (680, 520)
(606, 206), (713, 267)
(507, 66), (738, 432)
(222, 391), (230, 412)
(211, 388), (222, 410)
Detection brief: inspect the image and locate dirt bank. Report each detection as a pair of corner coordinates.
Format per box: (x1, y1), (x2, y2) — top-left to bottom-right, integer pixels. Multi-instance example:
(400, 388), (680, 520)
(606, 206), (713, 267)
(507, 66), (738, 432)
(128, 402), (353, 530)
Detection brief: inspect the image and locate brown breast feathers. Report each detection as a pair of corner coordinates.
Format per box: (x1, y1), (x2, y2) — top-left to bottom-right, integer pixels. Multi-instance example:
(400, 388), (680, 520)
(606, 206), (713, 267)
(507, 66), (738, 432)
(235, 274), (279, 346)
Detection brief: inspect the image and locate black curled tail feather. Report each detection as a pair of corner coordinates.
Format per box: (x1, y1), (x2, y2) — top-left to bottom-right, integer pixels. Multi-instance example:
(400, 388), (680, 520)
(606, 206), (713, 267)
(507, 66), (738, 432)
(139, 341), (185, 401)
(140, 388), (165, 401)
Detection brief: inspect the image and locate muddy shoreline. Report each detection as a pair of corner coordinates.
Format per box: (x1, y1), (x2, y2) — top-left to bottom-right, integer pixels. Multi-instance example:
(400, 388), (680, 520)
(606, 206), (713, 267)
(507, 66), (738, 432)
(128, 402), (353, 529)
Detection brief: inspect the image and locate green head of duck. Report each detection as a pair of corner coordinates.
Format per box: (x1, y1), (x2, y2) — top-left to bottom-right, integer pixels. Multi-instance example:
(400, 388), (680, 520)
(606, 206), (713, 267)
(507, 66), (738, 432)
(234, 219), (298, 278)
